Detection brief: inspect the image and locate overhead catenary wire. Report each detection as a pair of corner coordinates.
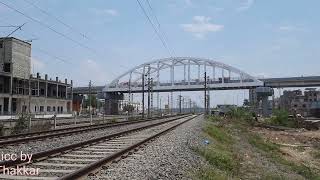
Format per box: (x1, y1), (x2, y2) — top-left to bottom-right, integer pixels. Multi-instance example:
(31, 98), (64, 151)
(0, 0), (128, 80)
(136, 0), (173, 57)
(145, 0), (176, 56)
(0, 19), (73, 65)
(20, 0), (130, 71)
(22, 0), (90, 40)
(0, 0), (98, 54)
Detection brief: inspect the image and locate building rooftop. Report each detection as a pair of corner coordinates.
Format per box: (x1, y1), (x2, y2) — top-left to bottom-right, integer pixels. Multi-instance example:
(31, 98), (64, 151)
(0, 37), (31, 45)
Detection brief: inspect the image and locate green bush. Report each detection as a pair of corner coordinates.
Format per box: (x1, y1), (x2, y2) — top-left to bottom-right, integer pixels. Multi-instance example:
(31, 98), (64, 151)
(12, 115), (29, 134)
(268, 109), (297, 128)
(228, 108), (255, 125)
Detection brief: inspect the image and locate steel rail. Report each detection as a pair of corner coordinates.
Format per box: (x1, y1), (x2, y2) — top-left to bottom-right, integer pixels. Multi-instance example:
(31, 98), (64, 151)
(0, 115), (181, 146)
(59, 114), (199, 180)
(0, 114), (193, 169)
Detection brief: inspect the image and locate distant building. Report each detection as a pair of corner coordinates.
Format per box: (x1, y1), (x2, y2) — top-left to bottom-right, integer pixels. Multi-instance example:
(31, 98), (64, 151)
(279, 89), (320, 117)
(0, 37), (72, 117)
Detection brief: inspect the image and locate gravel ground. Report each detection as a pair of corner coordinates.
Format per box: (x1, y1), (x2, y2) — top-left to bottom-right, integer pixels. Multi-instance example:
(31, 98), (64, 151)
(90, 115), (207, 180)
(0, 117), (182, 156)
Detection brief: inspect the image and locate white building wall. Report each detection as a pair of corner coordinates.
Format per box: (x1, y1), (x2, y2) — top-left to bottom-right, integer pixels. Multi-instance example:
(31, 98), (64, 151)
(29, 97), (71, 114)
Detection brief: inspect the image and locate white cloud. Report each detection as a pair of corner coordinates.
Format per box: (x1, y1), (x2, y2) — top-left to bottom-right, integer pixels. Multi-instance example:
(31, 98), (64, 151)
(237, 0), (254, 11)
(90, 8), (119, 16)
(181, 16), (224, 39)
(278, 25), (305, 32)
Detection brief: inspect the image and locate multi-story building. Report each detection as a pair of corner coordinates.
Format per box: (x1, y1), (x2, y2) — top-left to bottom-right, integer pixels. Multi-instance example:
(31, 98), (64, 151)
(278, 89), (320, 117)
(0, 37), (72, 117)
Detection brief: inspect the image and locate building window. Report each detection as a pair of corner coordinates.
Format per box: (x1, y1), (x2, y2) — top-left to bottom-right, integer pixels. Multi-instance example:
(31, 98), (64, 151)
(0, 41), (3, 48)
(3, 63), (10, 73)
(40, 106), (44, 112)
(53, 106), (56, 112)
(34, 106), (37, 112)
(61, 106), (63, 112)
(47, 106), (51, 112)
(57, 106), (60, 112)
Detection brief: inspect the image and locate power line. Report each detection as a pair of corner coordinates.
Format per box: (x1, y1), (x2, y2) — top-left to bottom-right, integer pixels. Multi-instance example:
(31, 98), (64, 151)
(0, 19), (73, 65)
(22, 0), (132, 72)
(136, 0), (173, 57)
(34, 47), (71, 64)
(145, 0), (176, 56)
(0, 25), (20, 27)
(23, 0), (91, 40)
(0, 0), (98, 54)
(6, 23), (26, 37)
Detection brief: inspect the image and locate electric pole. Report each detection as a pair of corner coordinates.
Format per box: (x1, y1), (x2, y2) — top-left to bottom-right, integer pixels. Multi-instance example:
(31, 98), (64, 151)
(89, 80), (92, 125)
(128, 75), (131, 118)
(147, 77), (150, 118)
(142, 73), (145, 119)
(204, 72), (207, 115)
(178, 95), (182, 114)
(167, 94), (170, 114)
(150, 78), (153, 117)
(182, 96), (185, 113)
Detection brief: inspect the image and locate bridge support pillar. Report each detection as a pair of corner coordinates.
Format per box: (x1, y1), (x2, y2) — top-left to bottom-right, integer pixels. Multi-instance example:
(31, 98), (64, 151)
(104, 92), (124, 115)
(249, 87), (273, 117)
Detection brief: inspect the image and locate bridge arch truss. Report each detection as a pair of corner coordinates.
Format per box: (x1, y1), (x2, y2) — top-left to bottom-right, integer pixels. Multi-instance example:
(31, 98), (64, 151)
(104, 57), (263, 93)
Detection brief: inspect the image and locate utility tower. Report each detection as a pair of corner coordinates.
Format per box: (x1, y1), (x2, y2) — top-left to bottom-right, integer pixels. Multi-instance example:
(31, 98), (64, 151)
(204, 72), (207, 114)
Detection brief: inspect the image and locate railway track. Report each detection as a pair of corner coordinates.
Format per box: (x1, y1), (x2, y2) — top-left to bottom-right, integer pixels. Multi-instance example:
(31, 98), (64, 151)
(0, 114), (198, 180)
(0, 115), (183, 146)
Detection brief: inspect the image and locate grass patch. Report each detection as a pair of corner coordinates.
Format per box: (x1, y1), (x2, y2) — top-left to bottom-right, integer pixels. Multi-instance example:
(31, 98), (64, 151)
(194, 146), (239, 174)
(193, 167), (228, 180)
(208, 115), (224, 122)
(193, 119), (240, 177)
(204, 125), (233, 145)
(262, 173), (286, 180)
(248, 132), (319, 179)
(312, 151), (320, 159)
(248, 134), (280, 153)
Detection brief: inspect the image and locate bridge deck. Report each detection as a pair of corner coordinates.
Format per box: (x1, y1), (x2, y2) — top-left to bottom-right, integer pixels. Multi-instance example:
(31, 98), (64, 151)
(72, 76), (320, 94)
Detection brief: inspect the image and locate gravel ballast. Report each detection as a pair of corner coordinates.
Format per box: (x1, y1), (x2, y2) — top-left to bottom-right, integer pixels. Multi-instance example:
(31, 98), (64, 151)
(91, 115), (207, 180)
(0, 117), (185, 156)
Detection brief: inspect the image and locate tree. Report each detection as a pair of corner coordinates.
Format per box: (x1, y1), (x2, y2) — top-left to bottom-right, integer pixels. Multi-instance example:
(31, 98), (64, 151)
(243, 99), (250, 106)
(84, 95), (98, 108)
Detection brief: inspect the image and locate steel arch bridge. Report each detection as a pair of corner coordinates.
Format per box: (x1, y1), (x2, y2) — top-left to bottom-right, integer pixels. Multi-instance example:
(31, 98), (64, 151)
(104, 57), (263, 93)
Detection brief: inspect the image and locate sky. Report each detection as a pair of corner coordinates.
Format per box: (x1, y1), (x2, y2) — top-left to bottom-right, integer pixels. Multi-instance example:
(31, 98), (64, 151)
(0, 0), (319, 107)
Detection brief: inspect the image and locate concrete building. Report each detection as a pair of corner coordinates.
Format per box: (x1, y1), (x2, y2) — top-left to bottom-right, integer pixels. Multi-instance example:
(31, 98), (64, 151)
(0, 37), (72, 117)
(278, 89), (320, 117)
